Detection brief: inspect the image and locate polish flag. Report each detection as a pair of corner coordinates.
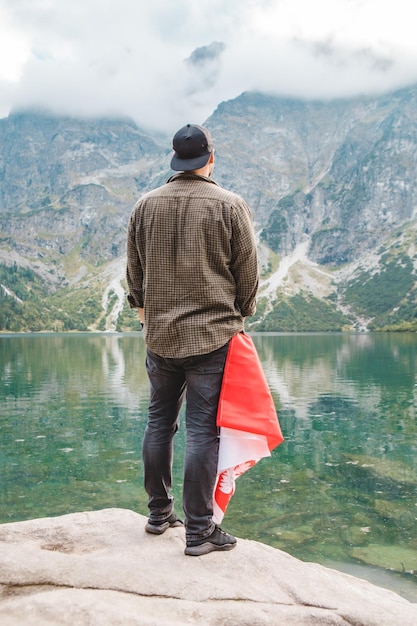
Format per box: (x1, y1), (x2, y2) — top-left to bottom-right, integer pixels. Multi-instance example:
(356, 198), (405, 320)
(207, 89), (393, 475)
(213, 332), (284, 524)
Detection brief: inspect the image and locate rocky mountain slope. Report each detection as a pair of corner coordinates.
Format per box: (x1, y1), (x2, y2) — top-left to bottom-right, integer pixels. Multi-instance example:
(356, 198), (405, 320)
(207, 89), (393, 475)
(1, 85), (417, 332)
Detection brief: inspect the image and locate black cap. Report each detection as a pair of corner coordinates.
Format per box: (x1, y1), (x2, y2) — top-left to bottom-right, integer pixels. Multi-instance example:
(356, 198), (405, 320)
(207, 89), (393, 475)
(170, 124), (213, 171)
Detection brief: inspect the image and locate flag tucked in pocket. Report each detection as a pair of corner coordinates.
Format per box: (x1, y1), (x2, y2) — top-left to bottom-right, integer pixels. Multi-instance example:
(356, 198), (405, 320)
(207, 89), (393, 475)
(213, 332), (284, 524)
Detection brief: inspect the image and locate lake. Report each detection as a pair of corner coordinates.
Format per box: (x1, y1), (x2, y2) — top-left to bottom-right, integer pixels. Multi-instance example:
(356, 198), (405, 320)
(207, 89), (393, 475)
(1, 332), (417, 602)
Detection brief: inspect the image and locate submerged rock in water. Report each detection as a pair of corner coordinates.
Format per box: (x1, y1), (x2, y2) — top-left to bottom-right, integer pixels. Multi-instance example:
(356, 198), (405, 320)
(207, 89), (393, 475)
(1, 508), (417, 625)
(343, 454), (417, 486)
(352, 544), (417, 575)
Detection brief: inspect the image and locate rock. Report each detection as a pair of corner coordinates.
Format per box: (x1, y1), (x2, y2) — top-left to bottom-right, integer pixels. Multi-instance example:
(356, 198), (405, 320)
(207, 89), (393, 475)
(352, 544), (417, 575)
(1, 508), (417, 625)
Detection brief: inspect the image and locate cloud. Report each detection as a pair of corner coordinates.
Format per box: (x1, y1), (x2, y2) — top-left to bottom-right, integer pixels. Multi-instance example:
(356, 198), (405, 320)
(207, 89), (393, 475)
(1, 0), (417, 131)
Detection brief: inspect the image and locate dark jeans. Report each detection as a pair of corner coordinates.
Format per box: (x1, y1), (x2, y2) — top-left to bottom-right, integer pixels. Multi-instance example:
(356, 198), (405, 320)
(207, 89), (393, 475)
(143, 342), (229, 541)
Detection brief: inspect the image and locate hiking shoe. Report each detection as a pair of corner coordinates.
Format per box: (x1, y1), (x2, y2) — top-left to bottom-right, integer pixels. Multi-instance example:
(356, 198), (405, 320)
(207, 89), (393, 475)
(145, 513), (183, 535)
(184, 526), (237, 556)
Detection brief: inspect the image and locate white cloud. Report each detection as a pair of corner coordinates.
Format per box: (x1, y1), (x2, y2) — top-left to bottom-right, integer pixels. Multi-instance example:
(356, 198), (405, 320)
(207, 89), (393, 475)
(0, 0), (416, 131)
(0, 12), (29, 82)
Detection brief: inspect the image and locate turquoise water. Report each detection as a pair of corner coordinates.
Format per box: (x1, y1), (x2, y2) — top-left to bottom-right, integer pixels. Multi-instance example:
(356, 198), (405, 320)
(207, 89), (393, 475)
(1, 332), (417, 601)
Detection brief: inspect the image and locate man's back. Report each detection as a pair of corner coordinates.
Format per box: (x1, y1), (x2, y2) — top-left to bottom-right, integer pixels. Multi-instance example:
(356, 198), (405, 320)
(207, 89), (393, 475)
(127, 172), (258, 358)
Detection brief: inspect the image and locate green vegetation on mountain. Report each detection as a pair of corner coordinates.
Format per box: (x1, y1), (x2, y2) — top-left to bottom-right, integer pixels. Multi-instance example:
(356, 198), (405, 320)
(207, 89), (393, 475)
(260, 209), (288, 253)
(341, 254), (417, 331)
(0, 263), (102, 332)
(252, 293), (350, 332)
(116, 299), (142, 333)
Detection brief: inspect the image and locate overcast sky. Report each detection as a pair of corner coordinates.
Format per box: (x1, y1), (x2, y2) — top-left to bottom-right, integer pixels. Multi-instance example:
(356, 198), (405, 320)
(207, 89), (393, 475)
(1, 0), (416, 132)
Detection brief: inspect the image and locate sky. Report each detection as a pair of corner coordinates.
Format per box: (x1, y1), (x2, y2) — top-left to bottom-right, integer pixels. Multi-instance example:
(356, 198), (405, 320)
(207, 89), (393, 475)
(1, 0), (416, 132)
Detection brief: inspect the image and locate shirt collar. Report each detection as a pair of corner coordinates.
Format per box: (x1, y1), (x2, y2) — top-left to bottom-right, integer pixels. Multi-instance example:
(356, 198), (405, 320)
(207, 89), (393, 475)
(166, 172), (218, 186)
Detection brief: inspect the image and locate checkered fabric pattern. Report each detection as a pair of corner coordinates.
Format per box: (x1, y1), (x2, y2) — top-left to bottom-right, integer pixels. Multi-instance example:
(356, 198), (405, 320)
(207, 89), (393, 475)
(126, 173), (259, 358)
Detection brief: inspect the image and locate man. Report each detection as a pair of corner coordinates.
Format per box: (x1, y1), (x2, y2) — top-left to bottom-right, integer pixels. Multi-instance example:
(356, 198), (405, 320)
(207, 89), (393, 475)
(126, 123), (258, 556)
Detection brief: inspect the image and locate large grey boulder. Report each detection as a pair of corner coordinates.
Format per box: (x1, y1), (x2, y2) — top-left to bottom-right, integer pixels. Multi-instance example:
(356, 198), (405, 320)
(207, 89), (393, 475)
(0, 508), (416, 625)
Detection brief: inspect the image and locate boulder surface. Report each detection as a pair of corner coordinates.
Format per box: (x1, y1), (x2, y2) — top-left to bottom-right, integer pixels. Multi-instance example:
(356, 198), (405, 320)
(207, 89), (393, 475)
(1, 508), (417, 625)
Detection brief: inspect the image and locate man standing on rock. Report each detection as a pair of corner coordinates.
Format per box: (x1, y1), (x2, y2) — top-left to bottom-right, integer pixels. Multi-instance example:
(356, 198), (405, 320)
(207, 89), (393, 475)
(126, 123), (259, 556)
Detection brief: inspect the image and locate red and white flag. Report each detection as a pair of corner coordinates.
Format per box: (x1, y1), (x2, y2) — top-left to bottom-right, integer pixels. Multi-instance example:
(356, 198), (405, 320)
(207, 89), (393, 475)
(213, 332), (284, 524)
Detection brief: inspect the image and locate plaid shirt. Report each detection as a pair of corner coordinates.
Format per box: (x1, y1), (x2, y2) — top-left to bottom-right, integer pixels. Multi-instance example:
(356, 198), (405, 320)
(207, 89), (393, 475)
(126, 173), (259, 358)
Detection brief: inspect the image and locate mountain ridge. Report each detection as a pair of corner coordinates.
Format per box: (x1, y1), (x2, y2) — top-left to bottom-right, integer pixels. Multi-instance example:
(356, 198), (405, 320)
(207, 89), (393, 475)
(1, 86), (417, 332)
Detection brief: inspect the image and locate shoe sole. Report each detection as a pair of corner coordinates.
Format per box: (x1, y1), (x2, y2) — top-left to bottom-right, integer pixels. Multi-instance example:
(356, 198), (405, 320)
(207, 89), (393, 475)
(145, 520), (183, 535)
(184, 541), (236, 556)
(145, 521), (170, 534)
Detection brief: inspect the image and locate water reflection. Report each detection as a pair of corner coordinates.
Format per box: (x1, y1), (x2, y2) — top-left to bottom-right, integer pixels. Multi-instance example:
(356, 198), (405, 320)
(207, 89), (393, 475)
(1, 332), (417, 601)
(1, 334), (149, 521)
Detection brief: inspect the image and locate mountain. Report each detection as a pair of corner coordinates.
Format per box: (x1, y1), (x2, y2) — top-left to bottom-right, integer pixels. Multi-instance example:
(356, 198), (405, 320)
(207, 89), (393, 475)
(1, 86), (417, 333)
